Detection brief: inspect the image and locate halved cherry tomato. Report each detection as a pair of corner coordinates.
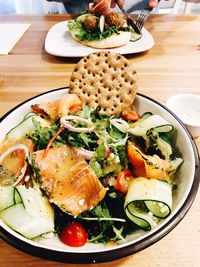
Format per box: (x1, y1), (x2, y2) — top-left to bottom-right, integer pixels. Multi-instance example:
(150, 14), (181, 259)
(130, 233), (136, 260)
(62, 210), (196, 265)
(59, 221), (87, 247)
(122, 109), (140, 121)
(115, 169), (133, 194)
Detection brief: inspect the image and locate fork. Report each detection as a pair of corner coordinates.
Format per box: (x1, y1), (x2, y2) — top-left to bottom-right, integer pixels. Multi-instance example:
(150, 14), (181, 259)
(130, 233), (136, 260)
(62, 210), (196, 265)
(115, 1), (140, 34)
(135, 7), (153, 32)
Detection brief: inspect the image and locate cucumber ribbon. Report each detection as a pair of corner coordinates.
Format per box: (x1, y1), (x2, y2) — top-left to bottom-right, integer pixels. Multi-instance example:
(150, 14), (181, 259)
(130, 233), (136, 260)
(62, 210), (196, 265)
(0, 185), (54, 239)
(124, 177), (172, 230)
(129, 114), (173, 137)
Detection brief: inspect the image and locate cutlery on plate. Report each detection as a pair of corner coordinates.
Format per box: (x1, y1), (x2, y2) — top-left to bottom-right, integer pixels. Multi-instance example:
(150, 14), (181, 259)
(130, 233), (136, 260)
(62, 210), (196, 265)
(115, 0), (141, 34)
(135, 7), (153, 32)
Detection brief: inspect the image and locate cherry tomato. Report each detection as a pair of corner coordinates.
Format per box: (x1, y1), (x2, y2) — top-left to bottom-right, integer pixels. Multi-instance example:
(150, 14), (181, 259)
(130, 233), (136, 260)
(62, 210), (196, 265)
(115, 169), (133, 194)
(59, 221), (87, 247)
(122, 109), (140, 121)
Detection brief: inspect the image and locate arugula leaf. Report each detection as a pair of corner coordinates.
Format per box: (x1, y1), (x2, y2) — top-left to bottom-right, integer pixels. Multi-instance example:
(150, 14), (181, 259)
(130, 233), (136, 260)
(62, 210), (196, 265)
(61, 131), (98, 150)
(88, 201), (114, 243)
(80, 199), (126, 243)
(91, 201), (111, 219)
(28, 119), (59, 150)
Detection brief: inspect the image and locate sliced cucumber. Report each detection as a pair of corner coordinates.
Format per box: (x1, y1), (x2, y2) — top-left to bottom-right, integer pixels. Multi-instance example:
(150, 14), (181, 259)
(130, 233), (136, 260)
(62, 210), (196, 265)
(129, 114), (173, 137)
(145, 200), (170, 218)
(124, 177), (172, 230)
(75, 13), (94, 23)
(153, 124), (173, 134)
(16, 185), (54, 219)
(141, 112), (153, 120)
(23, 112), (37, 120)
(129, 112), (153, 128)
(110, 118), (129, 133)
(0, 203), (53, 239)
(0, 186), (15, 211)
(0, 185), (54, 239)
(14, 188), (22, 204)
(126, 203), (156, 230)
(98, 15), (105, 33)
(0, 186), (23, 211)
(169, 157), (183, 176)
(6, 116), (35, 140)
(130, 31), (142, 42)
(156, 137), (172, 160)
(6, 114), (50, 140)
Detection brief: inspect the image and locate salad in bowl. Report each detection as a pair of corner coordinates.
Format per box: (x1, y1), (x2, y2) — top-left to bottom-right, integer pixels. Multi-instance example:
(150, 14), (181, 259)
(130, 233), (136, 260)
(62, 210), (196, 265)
(0, 88), (198, 263)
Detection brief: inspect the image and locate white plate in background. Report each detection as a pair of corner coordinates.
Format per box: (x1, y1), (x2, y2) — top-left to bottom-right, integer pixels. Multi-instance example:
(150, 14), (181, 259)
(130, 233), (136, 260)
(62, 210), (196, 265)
(45, 21), (154, 57)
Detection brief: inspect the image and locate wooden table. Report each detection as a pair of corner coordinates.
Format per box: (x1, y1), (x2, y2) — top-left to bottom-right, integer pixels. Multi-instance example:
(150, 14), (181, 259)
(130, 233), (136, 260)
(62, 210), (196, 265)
(0, 14), (200, 267)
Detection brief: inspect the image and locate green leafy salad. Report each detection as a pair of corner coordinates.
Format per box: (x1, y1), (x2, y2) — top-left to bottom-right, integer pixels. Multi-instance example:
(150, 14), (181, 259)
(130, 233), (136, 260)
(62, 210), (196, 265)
(0, 93), (183, 246)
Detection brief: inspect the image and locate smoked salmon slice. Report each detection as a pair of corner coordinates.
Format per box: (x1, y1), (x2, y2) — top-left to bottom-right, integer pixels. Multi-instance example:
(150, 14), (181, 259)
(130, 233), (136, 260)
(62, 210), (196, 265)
(31, 145), (106, 216)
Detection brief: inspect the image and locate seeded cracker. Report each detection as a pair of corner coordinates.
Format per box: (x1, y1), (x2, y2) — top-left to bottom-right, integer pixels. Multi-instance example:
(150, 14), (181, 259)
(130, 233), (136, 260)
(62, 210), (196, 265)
(69, 51), (138, 116)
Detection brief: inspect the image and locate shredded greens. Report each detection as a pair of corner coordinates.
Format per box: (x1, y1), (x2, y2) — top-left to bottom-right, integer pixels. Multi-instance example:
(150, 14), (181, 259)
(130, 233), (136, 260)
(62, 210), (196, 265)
(29, 119), (59, 150)
(68, 20), (131, 42)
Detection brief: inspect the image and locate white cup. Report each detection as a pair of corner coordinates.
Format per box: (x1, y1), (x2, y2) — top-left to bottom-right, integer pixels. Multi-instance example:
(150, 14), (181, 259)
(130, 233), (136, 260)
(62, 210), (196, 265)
(166, 94), (200, 137)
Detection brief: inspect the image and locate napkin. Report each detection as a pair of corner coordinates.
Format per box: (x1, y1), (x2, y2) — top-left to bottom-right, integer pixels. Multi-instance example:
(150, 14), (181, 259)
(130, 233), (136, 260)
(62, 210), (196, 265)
(0, 23), (31, 55)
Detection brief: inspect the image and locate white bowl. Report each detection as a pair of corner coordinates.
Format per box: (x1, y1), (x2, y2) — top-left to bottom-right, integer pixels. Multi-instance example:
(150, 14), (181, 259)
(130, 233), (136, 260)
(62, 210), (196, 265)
(0, 89), (199, 263)
(166, 94), (200, 137)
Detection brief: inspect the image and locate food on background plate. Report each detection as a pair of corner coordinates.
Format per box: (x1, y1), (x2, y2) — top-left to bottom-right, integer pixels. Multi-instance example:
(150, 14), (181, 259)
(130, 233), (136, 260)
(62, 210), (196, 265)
(0, 52), (183, 247)
(67, 0), (141, 49)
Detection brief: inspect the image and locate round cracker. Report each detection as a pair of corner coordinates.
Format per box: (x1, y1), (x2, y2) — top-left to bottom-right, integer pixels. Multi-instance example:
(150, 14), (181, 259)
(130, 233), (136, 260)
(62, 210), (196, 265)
(69, 51), (138, 116)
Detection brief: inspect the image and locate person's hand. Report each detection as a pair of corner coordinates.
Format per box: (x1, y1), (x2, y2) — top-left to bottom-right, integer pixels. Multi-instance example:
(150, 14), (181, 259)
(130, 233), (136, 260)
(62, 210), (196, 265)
(47, 0), (159, 9)
(110, 0), (124, 8)
(111, 0), (158, 8)
(148, 0), (159, 8)
(47, 0), (124, 3)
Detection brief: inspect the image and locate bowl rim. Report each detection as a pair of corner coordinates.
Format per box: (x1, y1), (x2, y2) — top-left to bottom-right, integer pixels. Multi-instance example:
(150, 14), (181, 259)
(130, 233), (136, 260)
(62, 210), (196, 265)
(0, 87), (199, 264)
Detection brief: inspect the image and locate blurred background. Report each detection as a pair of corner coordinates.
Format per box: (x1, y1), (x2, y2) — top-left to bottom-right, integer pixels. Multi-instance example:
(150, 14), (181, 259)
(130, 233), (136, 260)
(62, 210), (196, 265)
(0, 0), (200, 14)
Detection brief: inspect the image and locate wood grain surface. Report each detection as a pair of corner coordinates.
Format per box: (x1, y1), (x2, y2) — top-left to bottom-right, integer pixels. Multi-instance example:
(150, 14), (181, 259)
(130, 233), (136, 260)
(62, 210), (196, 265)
(0, 14), (200, 267)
